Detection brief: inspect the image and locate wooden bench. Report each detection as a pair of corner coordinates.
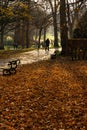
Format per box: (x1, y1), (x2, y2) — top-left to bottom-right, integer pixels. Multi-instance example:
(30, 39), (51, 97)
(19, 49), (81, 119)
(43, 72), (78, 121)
(0, 59), (20, 75)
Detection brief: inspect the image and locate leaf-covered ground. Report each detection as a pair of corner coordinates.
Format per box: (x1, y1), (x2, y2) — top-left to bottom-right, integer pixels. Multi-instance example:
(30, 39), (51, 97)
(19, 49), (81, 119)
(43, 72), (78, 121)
(0, 57), (87, 130)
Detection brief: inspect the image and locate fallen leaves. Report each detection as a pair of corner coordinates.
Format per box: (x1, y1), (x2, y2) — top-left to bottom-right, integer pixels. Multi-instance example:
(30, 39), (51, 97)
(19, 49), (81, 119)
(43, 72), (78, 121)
(0, 57), (87, 129)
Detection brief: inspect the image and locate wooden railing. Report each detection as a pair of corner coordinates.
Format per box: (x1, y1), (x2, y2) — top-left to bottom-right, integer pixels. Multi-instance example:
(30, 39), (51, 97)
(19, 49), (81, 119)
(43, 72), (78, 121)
(67, 39), (87, 60)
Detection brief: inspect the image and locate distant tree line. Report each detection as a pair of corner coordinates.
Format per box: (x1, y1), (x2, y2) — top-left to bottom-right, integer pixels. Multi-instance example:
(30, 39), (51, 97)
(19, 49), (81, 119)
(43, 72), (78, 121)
(0, 0), (87, 55)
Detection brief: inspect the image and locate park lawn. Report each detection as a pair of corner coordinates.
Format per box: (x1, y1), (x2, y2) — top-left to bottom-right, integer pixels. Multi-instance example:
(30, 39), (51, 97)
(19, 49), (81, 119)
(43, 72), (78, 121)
(0, 57), (87, 130)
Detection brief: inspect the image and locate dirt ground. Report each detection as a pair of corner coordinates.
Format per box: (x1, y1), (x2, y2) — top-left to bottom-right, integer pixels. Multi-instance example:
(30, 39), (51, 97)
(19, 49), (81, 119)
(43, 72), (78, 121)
(0, 57), (87, 130)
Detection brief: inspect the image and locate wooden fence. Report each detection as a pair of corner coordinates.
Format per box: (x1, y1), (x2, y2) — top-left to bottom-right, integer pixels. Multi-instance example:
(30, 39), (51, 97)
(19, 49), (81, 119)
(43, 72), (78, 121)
(67, 39), (87, 60)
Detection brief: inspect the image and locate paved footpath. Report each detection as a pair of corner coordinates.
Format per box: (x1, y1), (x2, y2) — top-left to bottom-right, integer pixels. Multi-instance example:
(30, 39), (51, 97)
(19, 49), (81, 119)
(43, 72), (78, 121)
(19, 49), (55, 65)
(0, 49), (55, 67)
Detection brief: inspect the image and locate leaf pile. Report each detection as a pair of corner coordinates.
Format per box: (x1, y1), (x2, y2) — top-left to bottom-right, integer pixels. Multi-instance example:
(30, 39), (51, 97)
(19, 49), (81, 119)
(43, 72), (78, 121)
(0, 57), (87, 130)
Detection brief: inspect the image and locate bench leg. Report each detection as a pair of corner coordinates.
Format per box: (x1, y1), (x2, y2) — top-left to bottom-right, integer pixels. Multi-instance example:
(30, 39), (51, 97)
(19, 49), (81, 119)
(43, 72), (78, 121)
(3, 69), (11, 76)
(10, 68), (16, 74)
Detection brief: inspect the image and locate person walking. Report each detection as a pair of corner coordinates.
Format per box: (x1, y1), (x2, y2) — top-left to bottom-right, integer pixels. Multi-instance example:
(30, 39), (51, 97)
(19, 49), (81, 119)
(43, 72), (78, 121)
(45, 38), (50, 53)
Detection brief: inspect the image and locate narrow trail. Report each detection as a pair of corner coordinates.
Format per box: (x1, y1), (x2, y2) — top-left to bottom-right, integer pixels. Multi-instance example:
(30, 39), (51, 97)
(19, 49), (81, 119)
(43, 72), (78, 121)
(0, 49), (55, 66)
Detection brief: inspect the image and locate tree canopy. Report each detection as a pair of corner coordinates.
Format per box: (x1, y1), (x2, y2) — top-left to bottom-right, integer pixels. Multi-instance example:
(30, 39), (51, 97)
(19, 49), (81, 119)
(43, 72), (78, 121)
(0, 0), (87, 50)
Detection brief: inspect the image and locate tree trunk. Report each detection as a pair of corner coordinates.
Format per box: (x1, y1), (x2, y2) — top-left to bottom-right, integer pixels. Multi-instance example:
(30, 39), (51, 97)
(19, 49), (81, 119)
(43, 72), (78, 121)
(0, 29), (4, 49)
(26, 22), (30, 48)
(48, 0), (59, 49)
(21, 23), (25, 49)
(14, 22), (21, 46)
(60, 0), (68, 55)
(35, 29), (38, 41)
(53, 0), (58, 48)
(67, 2), (73, 38)
(38, 27), (42, 46)
(43, 27), (46, 44)
(26, 0), (30, 48)
(53, 13), (58, 48)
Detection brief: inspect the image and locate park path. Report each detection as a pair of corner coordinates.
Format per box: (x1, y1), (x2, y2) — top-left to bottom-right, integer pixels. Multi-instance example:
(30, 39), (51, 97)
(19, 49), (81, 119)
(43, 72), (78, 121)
(0, 49), (55, 67)
(18, 49), (55, 65)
